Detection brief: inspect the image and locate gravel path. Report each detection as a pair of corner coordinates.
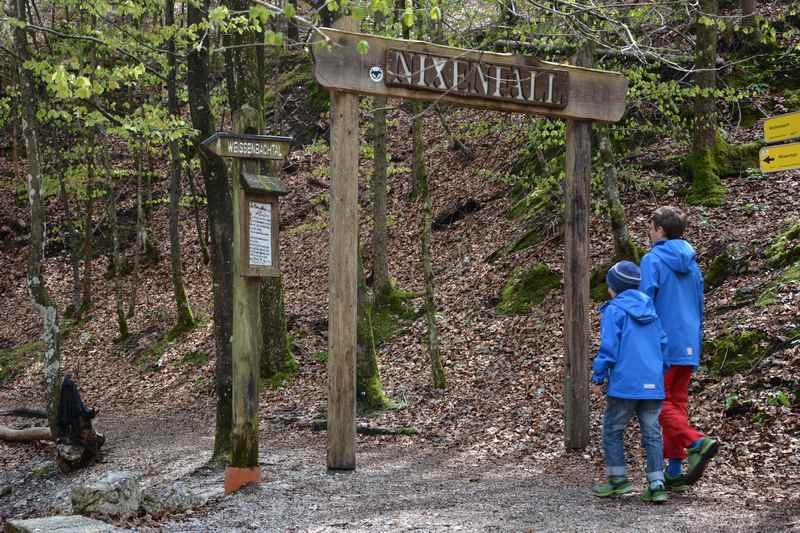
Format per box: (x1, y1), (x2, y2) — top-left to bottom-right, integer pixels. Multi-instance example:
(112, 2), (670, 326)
(1, 411), (797, 532)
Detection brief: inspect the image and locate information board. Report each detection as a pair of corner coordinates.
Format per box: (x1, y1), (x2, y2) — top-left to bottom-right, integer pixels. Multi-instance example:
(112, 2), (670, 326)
(248, 201), (273, 267)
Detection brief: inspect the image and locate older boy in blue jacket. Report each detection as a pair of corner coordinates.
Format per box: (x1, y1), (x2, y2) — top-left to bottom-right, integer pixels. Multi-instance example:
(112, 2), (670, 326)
(591, 261), (668, 503)
(639, 206), (718, 489)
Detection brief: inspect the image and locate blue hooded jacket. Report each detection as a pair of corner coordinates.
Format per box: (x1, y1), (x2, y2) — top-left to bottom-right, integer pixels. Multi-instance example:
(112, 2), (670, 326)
(639, 239), (704, 368)
(591, 289), (667, 400)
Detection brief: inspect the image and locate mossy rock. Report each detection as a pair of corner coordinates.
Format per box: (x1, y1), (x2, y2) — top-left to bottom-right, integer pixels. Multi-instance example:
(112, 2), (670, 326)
(765, 221), (800, 268)
(704, 250), (734, 290)
(756, 261), (800, 307)
(498, 264), (561, 314)
(703, 330), (773, 375)
(684, 133), (760, 207)
(0, 340), (44, 384)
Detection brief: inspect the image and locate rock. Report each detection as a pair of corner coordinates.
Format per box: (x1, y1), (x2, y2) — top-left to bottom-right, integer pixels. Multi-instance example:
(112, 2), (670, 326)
(31, 461), (58, 479)
(71, 471), (142, 518)
(141, 483), (208, 515)
(0, 484), (11, 498)
(5, 515), (126, 532)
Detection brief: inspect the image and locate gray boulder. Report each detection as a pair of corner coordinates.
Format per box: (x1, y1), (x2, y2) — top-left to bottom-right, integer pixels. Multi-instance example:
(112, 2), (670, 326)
(5, 515), (126, 532)
(141, 482), (222, 515)
(71, 472), (142, 518)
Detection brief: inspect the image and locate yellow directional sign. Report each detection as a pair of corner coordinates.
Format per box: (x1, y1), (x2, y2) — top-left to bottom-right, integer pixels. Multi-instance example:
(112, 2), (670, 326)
(764, 111), (800, 144)
(759, 142), (800, 173)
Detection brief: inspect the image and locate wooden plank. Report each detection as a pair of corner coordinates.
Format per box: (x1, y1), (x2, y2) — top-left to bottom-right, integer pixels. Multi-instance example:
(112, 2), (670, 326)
(326, 18), (359, 472)
(563, 118), (591, 450)
(312, 28), (628, 123)
(763, 111), (800, 144)
(202, 132), (291, 160)
(228, 106), (263, 484)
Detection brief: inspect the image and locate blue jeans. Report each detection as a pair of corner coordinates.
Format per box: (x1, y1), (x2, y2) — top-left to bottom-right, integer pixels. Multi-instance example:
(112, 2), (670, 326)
(602, 396), (664, 482)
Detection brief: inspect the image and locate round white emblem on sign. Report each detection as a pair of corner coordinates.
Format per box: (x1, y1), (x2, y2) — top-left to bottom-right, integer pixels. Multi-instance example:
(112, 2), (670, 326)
(369, 66), (384, 83)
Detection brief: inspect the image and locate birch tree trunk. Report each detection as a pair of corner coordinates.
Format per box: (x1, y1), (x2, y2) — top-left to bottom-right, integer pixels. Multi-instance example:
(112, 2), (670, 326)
(10, 0), (62, 434)
(166, 0), (195, 331)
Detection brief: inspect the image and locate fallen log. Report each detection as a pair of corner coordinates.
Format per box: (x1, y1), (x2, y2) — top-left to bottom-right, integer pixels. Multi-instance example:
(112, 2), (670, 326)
(310, 419), (419, 436)
(0, 408), (48, 418)
(0, 425), (52, 442)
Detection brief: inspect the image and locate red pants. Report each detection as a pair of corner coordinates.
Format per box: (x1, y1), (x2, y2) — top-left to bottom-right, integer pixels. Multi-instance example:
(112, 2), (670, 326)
(660, 365), (704, 459)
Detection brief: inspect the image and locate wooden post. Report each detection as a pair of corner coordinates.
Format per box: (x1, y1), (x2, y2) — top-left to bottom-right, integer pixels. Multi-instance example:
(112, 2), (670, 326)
(327, 16), (358, 471)
(225, 105), (263, 493)
(563, 118), (592, 450)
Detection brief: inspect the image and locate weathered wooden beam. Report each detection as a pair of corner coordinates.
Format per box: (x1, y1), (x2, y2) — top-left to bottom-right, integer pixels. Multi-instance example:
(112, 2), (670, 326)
(311, 28), (628, 123)
(563, 117), (592, 450)
(326, 17), (358, 472)
(226, 105), (264, 493)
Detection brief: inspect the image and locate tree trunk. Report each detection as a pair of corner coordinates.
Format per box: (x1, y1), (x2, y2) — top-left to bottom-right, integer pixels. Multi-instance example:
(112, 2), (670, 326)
(184, 147), (210, 264)
(80, 142), (94, 315)
(11, 0), (62, 435)
(188, 0), (234, 464)
(741, 0), (756, 26)
(57, 168), (83, 318)
(259, 275), (296, 384)
(410, 105), (425, 199)
(687, 0), (725, 206)
(166, 0), (195, 332)
(694, 0), (718, 155)
(356, 245), (391, 409)
(104, 156), (129, 342)
(371, 95), (391, 307)
(128, 148), (145, 317)
(418, 158), (445, 389)
(597, 127), (639, 263)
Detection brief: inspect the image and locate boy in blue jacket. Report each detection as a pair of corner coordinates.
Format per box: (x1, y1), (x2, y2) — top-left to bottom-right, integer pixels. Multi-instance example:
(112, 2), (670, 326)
(639, 207), (718, 490)
(592, 261), (668, 503)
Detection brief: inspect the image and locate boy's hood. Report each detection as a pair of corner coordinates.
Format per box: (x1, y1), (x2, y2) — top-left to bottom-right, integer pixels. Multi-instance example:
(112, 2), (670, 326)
(608, 290), (658, 323)
(651, 239), (696, 274)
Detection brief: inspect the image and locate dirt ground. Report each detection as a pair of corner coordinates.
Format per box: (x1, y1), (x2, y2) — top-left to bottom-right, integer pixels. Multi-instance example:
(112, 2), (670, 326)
(1, 410), (797, 533)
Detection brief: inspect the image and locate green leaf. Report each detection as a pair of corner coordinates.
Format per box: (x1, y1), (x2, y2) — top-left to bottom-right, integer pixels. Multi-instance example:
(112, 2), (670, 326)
(249, 5), (270, 24)
(326, 0), (339, 12)
(75, 76), (93, 99)
(356, 40), (369, 55)
(402, 7), (414, 28)
(430, 6), (441, 21)
(209, 6), (229, 23)
(283, 3), (295, 19)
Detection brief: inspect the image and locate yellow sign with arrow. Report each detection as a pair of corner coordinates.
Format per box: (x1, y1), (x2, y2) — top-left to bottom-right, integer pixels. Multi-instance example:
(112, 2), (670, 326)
(763, 111), (800, 144)
(759, 142), (800, 173)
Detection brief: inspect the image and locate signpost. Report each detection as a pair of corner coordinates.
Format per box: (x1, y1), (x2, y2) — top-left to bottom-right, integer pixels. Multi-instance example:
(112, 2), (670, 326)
(202, 106), (291, 493)
(763, 111), (800, 145)
(759, 142), (800, 173)
(312, 24), (628, 467)
(760, 110), (800, 174)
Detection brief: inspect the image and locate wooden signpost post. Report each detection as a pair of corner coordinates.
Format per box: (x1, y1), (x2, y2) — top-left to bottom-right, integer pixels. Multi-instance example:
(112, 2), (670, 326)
(312, 26), (627, 465)
(202, 106), (291, 492)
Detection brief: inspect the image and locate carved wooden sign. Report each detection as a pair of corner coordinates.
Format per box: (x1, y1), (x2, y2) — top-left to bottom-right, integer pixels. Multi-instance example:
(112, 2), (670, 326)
(312, 28), (627, 122)
(202, 132), (290, 160)
(385, 49), (569, 109)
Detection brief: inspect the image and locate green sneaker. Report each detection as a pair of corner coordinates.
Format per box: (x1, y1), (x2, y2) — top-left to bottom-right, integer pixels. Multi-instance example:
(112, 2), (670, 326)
(685, 437), (719, 485)
(592, 477), (633, 497)
(641, 481), (668, 503)
(664, 472), (689, 493)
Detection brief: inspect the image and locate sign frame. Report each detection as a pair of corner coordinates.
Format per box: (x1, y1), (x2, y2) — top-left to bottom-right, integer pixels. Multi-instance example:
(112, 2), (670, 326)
(239, 176), (286, 278)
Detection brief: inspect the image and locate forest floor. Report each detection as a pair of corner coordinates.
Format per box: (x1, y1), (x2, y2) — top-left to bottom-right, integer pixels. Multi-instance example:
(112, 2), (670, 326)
(0, 410), (797, 532)
(1, 96), (800, 530)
